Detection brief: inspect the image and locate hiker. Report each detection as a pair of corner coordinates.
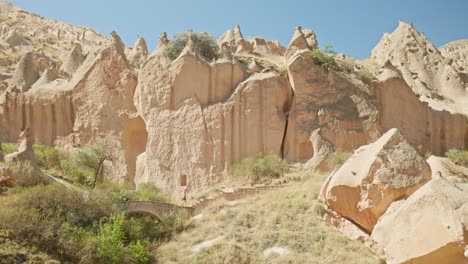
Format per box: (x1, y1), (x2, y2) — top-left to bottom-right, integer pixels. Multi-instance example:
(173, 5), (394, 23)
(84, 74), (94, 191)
(182, 186), (187, 203)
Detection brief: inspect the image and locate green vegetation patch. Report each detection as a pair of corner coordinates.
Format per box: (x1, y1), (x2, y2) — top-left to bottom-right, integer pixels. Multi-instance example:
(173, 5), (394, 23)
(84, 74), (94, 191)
(231, 153), (290, 184)
(164, 31), (219, 61)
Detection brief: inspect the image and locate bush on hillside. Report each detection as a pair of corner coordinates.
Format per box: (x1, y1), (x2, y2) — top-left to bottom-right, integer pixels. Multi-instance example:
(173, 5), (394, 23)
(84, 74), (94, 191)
(164, 31), (219, 61)
(446, 148), (468, 167)
(33, 143), (62, 170)
(356, 68), (376, 84)
(0, 143), (18, 155)
(231, 153), (289, 184)
(59, 142), (110, 187)
(310, 44), (337, 70)
(328, 148), (352, 169)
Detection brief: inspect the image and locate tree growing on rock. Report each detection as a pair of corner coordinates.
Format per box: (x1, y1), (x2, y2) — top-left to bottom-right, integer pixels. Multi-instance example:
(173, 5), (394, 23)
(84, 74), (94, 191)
(164, 31), (219, 61)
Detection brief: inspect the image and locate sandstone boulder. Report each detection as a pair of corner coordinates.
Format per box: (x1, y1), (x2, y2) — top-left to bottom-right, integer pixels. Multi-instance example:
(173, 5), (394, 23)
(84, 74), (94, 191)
(1, 128), (44, 186)
(371, 177), (468, 264)
(322, 128), (431, 232)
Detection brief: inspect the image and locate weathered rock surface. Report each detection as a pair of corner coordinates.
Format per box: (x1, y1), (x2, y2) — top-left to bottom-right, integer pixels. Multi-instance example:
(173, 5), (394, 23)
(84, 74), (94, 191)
(134, 44), (292, 193)
(426, 155), (468, 183)
(322, 128), (431, 232)
(283, 48), (380, 162)
(375, 69), (468, 155)
(61, 43), (85, 77)
(1, 128), (44, 186)
(128, 36), (148, 69)
(371, 177), (468, 264)
(371, 21), (468, 115)
(440, 39), (468, 79)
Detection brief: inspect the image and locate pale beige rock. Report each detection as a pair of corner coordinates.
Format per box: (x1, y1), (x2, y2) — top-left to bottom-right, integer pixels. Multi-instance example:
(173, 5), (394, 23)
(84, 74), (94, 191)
(322, 128), (432, 232)
(283, 48), (379, 162)
(375, 69), (468, 155)
(371, 21), (468, 115)
(427, 155), (468, 183)
(284, 26), (310, 60)
(2, 29), (28, 47)
(61, 43), (85, 77)
(1, 128), (45, 186)
(8, 52), (39, 92)
(303, 128), (334, 171)
(440, 39), (468, 79)
(134, 47), (292, 195)
(70, 39), (147, 183)
(128, 36), (149, 68)
(248, 36), (285, 56)
(217, 25), (245, 53)
(371, 178), (468, 264)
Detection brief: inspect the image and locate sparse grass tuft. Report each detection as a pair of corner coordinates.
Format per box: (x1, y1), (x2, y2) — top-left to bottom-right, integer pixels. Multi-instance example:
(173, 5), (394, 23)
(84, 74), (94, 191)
(157, 171), (381, 263)
(356, 68), (376, 84)
(309, 44), (337, 70)
(445, 148), (468, 167)
(231, 153), (290, 184)
(328, 148), (352, 169)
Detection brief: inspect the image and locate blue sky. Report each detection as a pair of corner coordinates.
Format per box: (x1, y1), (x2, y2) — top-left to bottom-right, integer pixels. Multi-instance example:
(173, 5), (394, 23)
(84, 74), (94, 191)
(8, 0), (468, 59)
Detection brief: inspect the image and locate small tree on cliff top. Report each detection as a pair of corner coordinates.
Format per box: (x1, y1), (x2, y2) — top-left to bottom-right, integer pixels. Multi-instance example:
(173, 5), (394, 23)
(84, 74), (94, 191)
(164, 31), (219, 61)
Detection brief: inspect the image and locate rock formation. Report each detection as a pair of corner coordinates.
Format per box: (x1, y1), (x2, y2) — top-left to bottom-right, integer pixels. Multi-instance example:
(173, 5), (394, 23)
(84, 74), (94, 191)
(371, 177), (468, 264)
(0, 3), (465, 203)
(8, 52), (39, 92)
(128, 36), (149, 68)
(440, 39), (468, 80)
(61, 43), (85, 77)
(283, 47), (380, 162)
(1, 128), (44, 186)
(321, 128), (431, 232)
(375, 69), (468, 155)
(371, 21), (468, 115)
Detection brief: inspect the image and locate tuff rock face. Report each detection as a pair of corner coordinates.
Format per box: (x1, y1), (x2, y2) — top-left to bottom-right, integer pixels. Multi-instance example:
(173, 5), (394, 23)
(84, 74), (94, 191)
(371, 21), (468, 115)
(321, 128), (432, 233)
(0, 4), (466, 199)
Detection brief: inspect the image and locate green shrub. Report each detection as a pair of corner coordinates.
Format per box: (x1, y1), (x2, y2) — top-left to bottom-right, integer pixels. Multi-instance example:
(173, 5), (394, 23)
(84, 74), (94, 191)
(33, 143), (61, 170)
(329, 149), (352, 169)
(98, 212), (151, 264)
(128, 240), (150, 264)
(446, 148), (468, 167)
(0, 184), (112, 262)
(164, 31), (219, 61)
(356, 68), (376, 84)
(0, 143), (18, 155)
(134, 183), (170, 202)
(340, 60), (355, 73)
(310, 44), (337, 70)
(231, 153), (289, 184)
(97, 212), (126, 264)
(59, 143), (109, 187)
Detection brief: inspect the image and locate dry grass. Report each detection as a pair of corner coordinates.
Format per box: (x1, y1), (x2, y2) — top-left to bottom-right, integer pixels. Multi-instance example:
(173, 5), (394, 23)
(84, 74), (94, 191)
(156, 171), (382, 264)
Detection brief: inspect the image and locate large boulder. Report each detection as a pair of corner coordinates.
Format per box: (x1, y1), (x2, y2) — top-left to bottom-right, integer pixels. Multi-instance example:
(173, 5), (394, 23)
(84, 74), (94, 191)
(321, 128), (431, 232)
(1, 128), (44, 186)
(371, 178), (468, 264)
